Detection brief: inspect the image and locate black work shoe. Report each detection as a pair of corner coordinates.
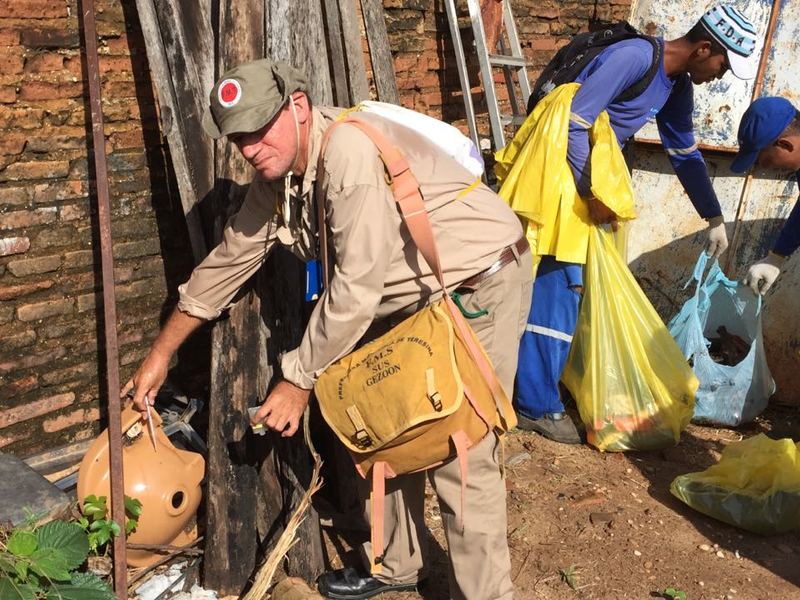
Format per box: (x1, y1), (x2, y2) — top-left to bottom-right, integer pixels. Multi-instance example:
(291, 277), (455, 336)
(317, 568), (418, 599)
(517, 412), (581, 444)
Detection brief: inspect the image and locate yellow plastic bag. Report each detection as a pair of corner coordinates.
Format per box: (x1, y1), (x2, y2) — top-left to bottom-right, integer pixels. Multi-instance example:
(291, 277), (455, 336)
(561, 227), (697, 452)
(671, 434), (800, 535)
(494, 83), (637, 267)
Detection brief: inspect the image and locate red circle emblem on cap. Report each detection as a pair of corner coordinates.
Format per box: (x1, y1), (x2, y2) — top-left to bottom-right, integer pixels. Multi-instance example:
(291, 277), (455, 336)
(218, 79), (242, 108)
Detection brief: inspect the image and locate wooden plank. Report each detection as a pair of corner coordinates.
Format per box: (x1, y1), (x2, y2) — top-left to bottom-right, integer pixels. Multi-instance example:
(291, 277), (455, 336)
(203, 0), (266, 594)
(359, 0), (399, 104)
(321, 0), (350, 106)
(337, 0), (370, 103)
(132, 0), (211, 262)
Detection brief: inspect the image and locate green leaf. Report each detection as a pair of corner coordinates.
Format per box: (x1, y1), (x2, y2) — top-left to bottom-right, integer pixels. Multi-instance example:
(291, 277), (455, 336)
(0, 578), (37, 600)
(81, 496), (107, 519)
(7, 531), (38, 557)
(664, 589), (687, 600)
(0, 554), (18, 574)
(28, 547), (71, 582)
(14, 560), (29, 581)
(36, 521), (89, 570)
(124, 496), (143, 518)
(125, 518), (138, 535)
(46, 572), (115, 600)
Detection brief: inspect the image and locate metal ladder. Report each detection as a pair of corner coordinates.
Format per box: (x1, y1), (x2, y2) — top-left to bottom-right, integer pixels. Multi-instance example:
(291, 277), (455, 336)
(444, 0), (532, 152)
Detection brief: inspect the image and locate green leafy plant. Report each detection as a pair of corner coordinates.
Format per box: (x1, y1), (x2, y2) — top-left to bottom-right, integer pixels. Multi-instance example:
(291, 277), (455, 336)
(77, 495), (142, 553)
(559, 564), (580, 591)
(663, 588), (688, 600)
(0, 519), (114, 600)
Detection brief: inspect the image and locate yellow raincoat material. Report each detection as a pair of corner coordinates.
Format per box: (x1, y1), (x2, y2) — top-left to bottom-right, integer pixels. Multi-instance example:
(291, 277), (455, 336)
(495, 83), (636, 266)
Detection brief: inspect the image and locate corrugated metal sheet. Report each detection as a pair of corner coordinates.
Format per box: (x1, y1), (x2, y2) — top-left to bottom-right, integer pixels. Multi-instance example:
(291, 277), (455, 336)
(628, 0), (772, 149)
(626, 0), (799, 404)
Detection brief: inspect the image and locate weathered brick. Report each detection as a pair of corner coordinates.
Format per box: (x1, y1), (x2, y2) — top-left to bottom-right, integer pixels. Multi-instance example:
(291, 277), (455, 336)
(0, 48), (23, 74)
(76, 291), (98, 313)
(0, 160), (71, 181)
(1, 207), (58, 230)
(21, 28), (80, 49)
(0, 0), (69, 18)
(107, 152), (145, 172)
(32, 179), (87, 204)
(0, 85), (15, 103)
(24, 52), (65, 73)
(0, 107), (45, 129)
(63, 249), (94, 269)
(114, 238), (161, 260)
(0, 30), (19, 46)
(59, 203), (89, 222)
(0, 392), (74, 428)
(19, 81), (83, 102)
(0, 236), (30, 256)
(43, 406), (100, 433)
(0, 305), (12, 324)
(33, 225), (78, 248)
(0, 430), (27, 449)
(0, 374), (38, 397)
(109, 128), (145, 151)
(4, 329), (36, 350)
(117, 279), (159, 301)
(27, 130), (86, 153)
(41, 362), (95, 386)
(0, 132), (28, 155)
(7, 255), (62, 277)
(17, 297), (74, 322)
(0, 280), (54, 300)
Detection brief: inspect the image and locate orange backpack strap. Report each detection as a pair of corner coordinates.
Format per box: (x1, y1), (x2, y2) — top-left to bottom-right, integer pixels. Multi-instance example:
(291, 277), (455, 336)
(369, 461), (387, 575)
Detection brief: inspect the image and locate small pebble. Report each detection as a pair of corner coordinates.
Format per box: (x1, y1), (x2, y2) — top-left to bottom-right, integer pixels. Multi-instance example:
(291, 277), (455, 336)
(633, 550), (642, 557)
(716, 550), (725, 558)
(699, 544), (712, 552)
(699, 581), (705, 587)
(734, 550), (741, 559)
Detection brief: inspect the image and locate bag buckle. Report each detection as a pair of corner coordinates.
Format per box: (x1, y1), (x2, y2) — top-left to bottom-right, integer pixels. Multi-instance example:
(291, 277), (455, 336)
(354, 428), (373, 449)
(426, 368), (443, 411)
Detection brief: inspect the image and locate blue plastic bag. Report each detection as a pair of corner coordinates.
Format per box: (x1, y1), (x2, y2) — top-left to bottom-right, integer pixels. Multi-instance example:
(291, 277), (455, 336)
(667, 252), (775, 426)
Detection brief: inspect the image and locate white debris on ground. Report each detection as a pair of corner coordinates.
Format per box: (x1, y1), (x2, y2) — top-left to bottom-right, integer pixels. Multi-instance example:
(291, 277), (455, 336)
(135, 562), (218, 600)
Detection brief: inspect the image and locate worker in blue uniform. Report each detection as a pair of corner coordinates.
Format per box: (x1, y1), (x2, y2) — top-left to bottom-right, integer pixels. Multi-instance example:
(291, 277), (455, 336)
(516, 5), (762, 443)
(731, 97), (800, 295)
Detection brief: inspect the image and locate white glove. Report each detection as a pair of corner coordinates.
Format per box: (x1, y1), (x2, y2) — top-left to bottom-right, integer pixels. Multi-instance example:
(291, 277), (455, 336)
(743, 253), (786, 295)
(705, 216), (728, 258)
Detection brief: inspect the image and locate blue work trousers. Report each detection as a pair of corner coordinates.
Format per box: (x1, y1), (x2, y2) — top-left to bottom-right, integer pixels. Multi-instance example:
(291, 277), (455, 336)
(514, 256), (583, 419)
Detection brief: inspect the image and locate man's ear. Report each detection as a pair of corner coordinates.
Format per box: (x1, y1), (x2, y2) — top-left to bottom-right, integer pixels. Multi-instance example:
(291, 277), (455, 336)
(693, 40), (712, 60)
(290, 91), (310, 124)
(774, 137), (796, 153)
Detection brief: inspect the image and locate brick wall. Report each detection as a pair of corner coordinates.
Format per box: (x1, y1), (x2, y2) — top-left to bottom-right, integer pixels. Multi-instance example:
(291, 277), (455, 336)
(387, 0), (633, 127)
(0, 0), (631, 457)
(0, 0), (194, 456)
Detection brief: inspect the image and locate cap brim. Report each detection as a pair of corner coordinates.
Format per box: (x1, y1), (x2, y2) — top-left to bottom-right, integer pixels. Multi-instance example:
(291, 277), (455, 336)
(728, 49), (758, 80)
(731, 147), (759, 173)
(201, 108), (224, 139)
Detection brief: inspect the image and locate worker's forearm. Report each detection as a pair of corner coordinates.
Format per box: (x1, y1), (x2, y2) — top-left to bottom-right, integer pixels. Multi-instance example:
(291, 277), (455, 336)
(150, 307), (206, 358)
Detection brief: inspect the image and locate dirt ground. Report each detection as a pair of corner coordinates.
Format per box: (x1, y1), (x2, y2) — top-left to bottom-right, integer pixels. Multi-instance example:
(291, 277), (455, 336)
(323, 405), (800, 600)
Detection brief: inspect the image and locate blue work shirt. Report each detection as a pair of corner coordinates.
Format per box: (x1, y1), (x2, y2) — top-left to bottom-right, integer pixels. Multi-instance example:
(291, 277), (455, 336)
(773, 171), (800, 256)
(567, 37), (722, 219)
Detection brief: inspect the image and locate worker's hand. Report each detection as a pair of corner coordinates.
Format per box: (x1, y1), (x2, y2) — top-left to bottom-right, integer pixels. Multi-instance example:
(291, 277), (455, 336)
(705, 216), (728, 258)
(121, 348), (170, 419)
(251, 380), (312, 437)
(586, 196), (618, 227)
(743, 253), (785, 295)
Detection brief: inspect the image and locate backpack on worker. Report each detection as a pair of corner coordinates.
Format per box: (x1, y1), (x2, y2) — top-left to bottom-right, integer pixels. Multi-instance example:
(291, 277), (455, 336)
(313, 116), (515, 574)
(527, 21), (662, 113)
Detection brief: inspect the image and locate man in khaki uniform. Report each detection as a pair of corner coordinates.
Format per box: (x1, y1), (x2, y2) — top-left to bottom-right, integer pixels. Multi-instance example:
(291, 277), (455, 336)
(123, 59), (532, 600)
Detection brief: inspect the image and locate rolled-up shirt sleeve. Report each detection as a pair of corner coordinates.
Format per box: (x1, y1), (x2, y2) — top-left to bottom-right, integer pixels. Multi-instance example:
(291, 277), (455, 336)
(281, 129), (398, 389)
(178, 180), (279, 319)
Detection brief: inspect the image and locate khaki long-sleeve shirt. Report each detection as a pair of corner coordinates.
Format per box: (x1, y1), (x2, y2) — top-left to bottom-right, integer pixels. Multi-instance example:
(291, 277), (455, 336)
(178, 107), (522, 389)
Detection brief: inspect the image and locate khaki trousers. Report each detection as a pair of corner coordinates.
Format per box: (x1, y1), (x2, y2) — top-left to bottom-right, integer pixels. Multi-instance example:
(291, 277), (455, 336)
(360, 250), (533, 600)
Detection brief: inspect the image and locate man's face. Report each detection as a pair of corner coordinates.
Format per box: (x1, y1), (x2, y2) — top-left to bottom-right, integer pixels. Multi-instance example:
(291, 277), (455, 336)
(230, 101), (298, 181)
(688, 48), (729, 85)
(757, 134), (800, 172)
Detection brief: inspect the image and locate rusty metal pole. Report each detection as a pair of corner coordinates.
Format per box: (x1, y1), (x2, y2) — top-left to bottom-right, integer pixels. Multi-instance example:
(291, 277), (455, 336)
(79, 0), (128, 596)
(725, 0), (782, 275)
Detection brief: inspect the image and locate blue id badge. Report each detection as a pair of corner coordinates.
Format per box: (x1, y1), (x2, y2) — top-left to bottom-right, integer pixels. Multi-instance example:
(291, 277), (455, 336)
(305, 259), (323, 301)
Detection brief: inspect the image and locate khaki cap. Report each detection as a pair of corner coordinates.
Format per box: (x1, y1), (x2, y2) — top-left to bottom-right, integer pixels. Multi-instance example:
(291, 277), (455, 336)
(201, 59), (308, 139)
